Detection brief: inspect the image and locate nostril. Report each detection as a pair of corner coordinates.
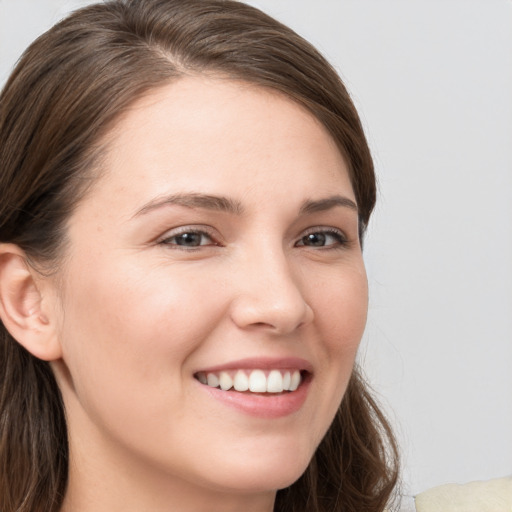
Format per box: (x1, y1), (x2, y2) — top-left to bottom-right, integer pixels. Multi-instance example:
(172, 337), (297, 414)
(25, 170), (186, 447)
(252, 322), (272, 328)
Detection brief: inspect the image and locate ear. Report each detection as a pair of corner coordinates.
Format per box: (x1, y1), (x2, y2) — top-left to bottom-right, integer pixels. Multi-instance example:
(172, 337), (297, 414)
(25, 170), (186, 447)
(0, 244), (62, 361)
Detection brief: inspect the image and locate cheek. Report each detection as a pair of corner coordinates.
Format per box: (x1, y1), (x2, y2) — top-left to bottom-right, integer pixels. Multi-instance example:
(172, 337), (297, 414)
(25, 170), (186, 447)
(315, 261), (368, 351)
(65, 257), (215, 343)
(309, 262), (368, 420)
(57, 258), (224, 411)
(55, 259), (233, 468)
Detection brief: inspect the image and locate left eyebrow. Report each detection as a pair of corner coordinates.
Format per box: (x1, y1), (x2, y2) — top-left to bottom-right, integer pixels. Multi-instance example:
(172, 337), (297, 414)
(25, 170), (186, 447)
(299, 195), (358, 215)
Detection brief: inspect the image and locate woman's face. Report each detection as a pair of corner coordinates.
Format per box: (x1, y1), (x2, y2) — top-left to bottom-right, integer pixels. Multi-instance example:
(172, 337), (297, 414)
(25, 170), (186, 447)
(51, 77), (368, 503)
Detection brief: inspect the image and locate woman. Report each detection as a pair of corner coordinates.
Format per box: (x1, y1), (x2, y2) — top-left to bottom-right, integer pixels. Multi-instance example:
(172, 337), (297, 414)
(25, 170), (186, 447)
(0, 1), (399, 511)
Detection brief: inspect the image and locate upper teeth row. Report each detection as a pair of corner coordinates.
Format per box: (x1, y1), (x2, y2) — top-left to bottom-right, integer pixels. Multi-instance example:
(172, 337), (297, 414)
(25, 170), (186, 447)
(197, 369), (302, 393)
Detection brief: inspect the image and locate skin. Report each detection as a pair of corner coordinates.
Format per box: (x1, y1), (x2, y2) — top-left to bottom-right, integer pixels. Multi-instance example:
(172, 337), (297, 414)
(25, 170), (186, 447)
(43, 77), (369, 512)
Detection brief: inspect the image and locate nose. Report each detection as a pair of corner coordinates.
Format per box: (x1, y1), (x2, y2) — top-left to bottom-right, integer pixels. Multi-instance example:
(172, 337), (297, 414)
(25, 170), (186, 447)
(229, 247), (314, 335)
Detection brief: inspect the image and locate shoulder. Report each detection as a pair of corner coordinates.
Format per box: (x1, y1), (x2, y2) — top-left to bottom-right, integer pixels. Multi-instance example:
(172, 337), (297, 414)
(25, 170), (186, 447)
(414, 476), (512, 512)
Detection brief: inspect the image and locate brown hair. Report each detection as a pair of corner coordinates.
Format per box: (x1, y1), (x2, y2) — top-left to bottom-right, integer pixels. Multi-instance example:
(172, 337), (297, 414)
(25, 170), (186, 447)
(0, 1), (399, 510)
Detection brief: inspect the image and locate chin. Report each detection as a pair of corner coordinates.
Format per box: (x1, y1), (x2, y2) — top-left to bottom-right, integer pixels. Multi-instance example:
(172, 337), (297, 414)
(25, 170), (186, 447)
(205, 446), (313, 494)
(215, 468), (307, 495)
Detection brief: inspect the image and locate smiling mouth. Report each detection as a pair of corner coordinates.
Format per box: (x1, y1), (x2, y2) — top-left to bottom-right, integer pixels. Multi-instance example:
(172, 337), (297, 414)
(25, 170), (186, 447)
(194, 369), (307, 394)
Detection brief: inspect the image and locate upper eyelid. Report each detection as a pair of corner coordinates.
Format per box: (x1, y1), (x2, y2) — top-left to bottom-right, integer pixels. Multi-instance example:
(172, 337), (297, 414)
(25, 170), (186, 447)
(300, 226), (345, 235)
(159, 225), (215, 236)
(298, 226), (348, 240)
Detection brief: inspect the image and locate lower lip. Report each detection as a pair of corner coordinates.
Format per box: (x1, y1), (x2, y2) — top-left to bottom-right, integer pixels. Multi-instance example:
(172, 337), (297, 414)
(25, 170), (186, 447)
(197, 375), (311, 419)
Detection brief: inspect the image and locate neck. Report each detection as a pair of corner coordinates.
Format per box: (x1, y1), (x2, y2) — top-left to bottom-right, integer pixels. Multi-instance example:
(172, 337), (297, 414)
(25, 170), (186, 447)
(61, 474), (276, 512)
(60, 418), (276, 512)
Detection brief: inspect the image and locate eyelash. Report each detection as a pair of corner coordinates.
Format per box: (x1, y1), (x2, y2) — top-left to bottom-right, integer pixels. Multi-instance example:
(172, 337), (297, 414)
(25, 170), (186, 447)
(158, 227), (218, 250)
(295, 228), (348, 249)
(158, 226), (348, 250)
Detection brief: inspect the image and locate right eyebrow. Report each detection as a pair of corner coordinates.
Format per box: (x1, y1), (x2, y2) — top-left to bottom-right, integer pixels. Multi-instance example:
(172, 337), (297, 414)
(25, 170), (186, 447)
(132, 192), (245, 218)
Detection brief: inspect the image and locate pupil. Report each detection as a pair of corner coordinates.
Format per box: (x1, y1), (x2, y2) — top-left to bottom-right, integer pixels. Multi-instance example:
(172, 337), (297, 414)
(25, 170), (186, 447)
(177, 233), (201, 246)
(305, 233), (325, 246)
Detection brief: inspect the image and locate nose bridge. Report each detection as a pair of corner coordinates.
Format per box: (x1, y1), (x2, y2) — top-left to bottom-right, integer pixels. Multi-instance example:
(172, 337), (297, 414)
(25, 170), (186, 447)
(229, 238), (313, 333)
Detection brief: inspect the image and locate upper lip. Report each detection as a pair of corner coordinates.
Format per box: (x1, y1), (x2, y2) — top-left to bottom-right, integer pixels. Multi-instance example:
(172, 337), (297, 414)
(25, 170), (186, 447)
(195, 357), (313, 375)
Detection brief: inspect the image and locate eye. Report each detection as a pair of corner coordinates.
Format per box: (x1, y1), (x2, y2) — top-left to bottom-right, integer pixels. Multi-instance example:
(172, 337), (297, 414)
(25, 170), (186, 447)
(159, 229), (216, 248)
(295, 229), (347, 248)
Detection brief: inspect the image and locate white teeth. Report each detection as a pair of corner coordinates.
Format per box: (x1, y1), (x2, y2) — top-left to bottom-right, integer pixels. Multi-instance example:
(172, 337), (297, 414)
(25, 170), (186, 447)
(233, 370), (249, 392)
(282, 371), (291, 391)
(199, 369), (303, 393)
(249, 369), (267, 392)
(266, 370), (283, 393)
(289, 370), (301, 391)
(207, 373), (219, 388)
(219, 371), (233, 391)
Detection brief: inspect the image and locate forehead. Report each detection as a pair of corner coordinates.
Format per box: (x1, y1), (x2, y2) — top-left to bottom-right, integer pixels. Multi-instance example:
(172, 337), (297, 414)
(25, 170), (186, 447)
(82, 76), (354, 217)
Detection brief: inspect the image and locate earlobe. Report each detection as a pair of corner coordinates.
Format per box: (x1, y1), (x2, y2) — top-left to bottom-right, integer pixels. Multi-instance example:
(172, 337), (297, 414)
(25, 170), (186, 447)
(0, 244), (62, 361)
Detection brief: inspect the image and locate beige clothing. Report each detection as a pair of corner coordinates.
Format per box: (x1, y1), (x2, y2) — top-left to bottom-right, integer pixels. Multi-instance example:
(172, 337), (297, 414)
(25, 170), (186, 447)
(414, 476), (512, 512)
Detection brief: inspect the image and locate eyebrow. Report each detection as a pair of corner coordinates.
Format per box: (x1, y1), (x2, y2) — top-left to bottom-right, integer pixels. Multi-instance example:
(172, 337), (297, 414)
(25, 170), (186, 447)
(133, 192), (358, 218)
(133, 193), (244, 217)
(299, 195), (358, 214)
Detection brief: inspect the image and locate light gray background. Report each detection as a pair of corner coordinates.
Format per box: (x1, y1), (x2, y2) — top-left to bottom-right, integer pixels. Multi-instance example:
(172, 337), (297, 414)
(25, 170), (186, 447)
(1, 0), (511, 498)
